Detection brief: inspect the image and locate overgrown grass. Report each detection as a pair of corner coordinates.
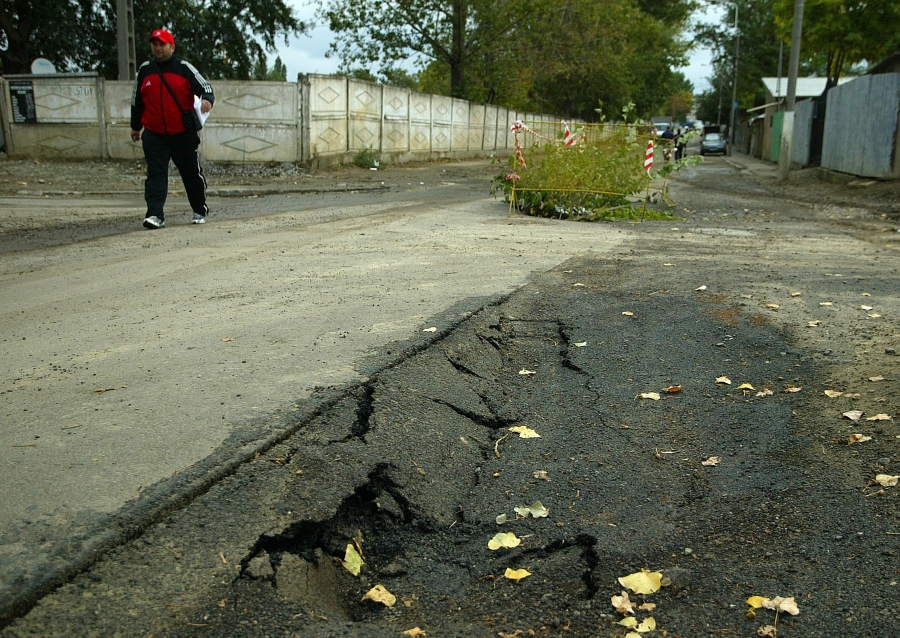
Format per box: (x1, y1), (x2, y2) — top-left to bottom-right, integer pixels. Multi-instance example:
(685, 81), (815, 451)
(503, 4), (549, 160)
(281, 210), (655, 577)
(352, 147), (380, 169)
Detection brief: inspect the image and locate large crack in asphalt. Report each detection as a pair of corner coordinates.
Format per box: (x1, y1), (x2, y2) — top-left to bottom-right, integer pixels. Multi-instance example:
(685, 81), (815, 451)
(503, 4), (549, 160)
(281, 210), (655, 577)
(4, 255), (899, 637)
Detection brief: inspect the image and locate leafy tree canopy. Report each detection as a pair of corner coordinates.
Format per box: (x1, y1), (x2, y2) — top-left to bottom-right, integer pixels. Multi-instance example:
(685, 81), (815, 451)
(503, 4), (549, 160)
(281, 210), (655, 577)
(0, 0), (303, 78)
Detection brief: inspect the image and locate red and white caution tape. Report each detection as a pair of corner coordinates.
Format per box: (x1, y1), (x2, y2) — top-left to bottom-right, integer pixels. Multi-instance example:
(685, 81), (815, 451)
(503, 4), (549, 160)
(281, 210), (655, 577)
(644, 140), (654, 176)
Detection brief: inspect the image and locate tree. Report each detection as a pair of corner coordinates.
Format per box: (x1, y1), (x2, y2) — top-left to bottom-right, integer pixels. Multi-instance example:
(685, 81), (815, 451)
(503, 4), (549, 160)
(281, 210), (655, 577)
(773, 0), (900, 86)
(0, 0), (303, 79)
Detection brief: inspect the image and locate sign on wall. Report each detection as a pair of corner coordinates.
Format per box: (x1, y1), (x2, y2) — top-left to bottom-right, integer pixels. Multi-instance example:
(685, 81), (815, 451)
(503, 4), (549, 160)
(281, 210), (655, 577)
(9, 81), (37, 123)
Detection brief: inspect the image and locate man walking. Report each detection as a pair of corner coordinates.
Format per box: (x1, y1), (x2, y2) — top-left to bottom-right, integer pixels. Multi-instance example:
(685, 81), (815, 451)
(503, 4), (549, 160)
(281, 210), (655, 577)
(130, 28), (214, 229)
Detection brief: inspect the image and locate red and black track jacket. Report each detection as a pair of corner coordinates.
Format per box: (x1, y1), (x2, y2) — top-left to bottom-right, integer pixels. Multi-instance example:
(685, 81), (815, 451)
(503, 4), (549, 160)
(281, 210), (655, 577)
(130, 57), (214, 135)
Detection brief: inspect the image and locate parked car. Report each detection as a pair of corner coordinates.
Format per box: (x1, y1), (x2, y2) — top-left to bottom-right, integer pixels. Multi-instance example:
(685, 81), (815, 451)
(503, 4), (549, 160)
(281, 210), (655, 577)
(700, 132), (728, 156)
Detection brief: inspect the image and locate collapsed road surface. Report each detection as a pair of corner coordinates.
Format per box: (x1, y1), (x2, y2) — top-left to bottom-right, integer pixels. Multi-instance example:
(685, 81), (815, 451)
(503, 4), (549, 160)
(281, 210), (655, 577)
(3, 155), (900, 637)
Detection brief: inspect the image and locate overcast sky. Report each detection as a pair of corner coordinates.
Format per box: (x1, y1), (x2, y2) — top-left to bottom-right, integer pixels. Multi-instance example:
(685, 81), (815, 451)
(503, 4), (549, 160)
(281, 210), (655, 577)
(272, 2), (724, 94)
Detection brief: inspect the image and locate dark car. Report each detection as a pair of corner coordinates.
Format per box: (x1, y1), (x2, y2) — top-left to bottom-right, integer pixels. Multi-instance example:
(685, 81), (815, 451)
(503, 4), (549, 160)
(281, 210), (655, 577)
(700, 132), (728, 156)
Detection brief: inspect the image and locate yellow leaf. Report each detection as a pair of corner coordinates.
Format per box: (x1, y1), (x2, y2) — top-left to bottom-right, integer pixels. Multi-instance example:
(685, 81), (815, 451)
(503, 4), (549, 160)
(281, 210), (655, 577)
(791, 291), (802, 297)
(618, 569), (663, 594)
(738, 383), (755, 390)
(866, 413), (892, 421)
(618, 617), (638, 627)
(819, 301), (833, 306)
(518, 369), (537, 376)
(515, 500), (549, 518)
(824, 390), (843, 398)
(625, 633), (642, 638)
(488, 532), (521, 550)
(701, 456), (722, 466)
(611, 591), (636, 615)
(573, 342), (588, 347)
(766, 303), (779, 309)
(572, 283), (585, 287)
(221, 337), (233, 342)
(622, 311), (635, 316)
(849, 433), (872, 444)
(509, 425), (540, 438)
(875, 474), (899, 487)
(782, 386), (802, 393)
(361, 584), (396, 607)
(861, 292), (871, 296)
(715, 376), (732, 385)
(747, 596), (769, 609)
(496, 514), (508, 524)
(636, 617), (657, 633)
(402, 628), (427, 637)
(341, 543), (364, 576)
(638, 602), (656, 611)
(663, 385), (682, 393)
(503, 567), (531, 581)
(637, 392), (661, 400)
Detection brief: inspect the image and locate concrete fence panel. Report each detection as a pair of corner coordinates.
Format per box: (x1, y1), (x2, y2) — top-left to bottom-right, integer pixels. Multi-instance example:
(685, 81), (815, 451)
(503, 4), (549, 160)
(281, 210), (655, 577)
(382, 86), (410, 154)
(308, 75), (348, 158)
(451, 99), (469, 151)
(105, 80), (143, 160)
(469, 104), (485, 151)
(432, 96), (452, 152)
(484, 105), (498, 151)
(409, 93), (432, 153)
(822, 73), (900, 178)
(348, 79), (381, 153)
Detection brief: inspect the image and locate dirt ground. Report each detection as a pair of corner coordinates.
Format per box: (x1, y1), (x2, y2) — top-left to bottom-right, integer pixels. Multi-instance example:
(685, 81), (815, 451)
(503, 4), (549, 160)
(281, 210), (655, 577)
(2, 153), (900, 637)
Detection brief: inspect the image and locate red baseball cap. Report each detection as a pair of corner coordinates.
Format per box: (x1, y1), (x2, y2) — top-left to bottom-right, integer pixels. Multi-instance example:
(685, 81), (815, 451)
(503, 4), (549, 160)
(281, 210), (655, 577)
(148, 29), (175, 45)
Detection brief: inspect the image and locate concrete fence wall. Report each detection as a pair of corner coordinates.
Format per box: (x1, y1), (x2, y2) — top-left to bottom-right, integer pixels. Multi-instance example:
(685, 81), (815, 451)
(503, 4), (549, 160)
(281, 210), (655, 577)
(821, 73), (900, 179)
(0, 72), (577, 165)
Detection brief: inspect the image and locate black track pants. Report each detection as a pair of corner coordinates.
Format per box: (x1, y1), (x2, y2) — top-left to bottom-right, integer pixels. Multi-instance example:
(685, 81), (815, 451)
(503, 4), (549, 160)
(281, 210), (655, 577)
(142, 129), (208, 220)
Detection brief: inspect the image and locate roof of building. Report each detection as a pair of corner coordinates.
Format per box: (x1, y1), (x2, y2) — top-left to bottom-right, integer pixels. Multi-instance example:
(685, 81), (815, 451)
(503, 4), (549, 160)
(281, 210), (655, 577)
(762, 76), (855, 98)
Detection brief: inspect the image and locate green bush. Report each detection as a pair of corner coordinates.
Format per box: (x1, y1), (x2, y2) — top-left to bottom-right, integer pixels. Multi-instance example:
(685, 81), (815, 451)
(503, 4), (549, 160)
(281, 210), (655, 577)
(352, 147), (380, 169)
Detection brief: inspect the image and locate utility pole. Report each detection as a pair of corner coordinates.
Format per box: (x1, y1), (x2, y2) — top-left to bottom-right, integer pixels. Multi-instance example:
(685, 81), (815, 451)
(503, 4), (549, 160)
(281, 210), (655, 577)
(779, 0), (805, 179)
(117, 0), (137, 81)
(709, 1), (739, 148)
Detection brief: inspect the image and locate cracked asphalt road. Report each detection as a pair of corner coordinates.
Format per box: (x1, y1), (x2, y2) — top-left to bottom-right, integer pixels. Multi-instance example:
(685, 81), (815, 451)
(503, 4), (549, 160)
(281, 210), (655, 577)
(2, 154), (900, 637)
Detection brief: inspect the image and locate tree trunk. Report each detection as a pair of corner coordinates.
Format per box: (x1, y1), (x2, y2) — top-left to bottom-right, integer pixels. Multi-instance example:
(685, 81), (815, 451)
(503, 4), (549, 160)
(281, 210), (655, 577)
(449, 0), (467, 97)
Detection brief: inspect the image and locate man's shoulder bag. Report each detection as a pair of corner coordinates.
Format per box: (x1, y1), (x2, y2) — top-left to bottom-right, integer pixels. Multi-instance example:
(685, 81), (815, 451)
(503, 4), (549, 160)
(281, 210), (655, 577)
(154, 62), (202, 133)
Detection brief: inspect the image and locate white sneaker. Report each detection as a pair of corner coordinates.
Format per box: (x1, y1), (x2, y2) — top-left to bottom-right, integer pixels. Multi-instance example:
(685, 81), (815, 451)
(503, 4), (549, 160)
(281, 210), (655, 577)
(191, 213), (206, 224)
(143, 216), (165, 229)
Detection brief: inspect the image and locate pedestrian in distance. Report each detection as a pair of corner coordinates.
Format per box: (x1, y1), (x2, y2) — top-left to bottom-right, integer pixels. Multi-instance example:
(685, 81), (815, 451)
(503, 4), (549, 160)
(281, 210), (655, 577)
(660, 125), (675, 162)
(675, 127), (686, 161)
(130, 28), (214, 230)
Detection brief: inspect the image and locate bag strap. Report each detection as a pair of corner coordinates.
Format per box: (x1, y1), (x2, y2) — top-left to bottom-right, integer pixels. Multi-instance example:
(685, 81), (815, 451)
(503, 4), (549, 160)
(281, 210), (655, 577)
(152, 61), (188, 115)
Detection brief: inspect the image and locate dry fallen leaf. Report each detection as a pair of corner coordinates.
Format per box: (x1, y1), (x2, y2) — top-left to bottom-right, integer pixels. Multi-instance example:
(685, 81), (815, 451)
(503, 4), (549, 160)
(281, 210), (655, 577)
(762, 596), (800, 615)
(495, 514), (508, 524)
(695, 285), (707, 291)
(875, 474), (899, 487)
(741, 294), (753, 299)
(766, 303), (780, 309)
(868, 313), (882, 318)
(572, 283), (585, 287)
(509, 425), (540, 438)
(808, 320), (821, 327)
(663, 385), (682, 393)
(824, 390), (843, 398)
(791, 291), (802, 297)
(518, 369), (537, 376)
(618, 569), (663, 595)
(861, 292), (871, 296)
(756, 388), (774, 397)
(843, 410), (864, 421)
(611, 591), (636, 615)
(622, 311), (635, 316)
(738, 383), (755, 390)
(758, 626), (777, 637)
(715, 376), (732, 385)
(819, 301), (833, 306)
(514, 501), (549, 519)
(533, 470), (550, 481)
(488, 532), (521, 550)
(637, 602), (656, 612)
(618, 616), (656, 634)
(849, 433), (872, 444)
(782, 386), (802, 393)
(637, 392), (661, 400)
(422, 327), (437, 332)
(341, 544), (364, 576)
(701, 456), (722, 466)
(361, 584), (396, 607)
(573, 342), (588, 347)
(861, 305), (874, 311)
(869, 375), (885, 382)
(402, 628), (427, 637)
(503, 567), (531, 581)
(866, 413), (892, 421)
(221, 337), (233, 342)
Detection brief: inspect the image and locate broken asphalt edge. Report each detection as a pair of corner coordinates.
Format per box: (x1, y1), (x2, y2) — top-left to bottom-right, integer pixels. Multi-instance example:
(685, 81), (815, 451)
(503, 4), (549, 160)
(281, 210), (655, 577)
(0, 291), (515, 629)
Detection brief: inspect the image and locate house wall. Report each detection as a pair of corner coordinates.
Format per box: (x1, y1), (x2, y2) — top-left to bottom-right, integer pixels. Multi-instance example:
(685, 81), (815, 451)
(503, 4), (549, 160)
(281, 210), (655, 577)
(0, 73), (580, 165)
